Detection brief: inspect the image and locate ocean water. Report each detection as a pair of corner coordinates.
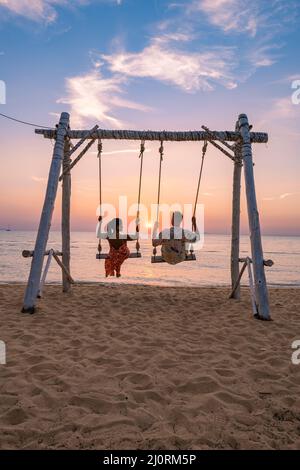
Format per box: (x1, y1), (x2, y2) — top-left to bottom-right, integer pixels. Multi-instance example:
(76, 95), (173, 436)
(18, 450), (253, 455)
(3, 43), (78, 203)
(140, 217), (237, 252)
(0, 231), (299, 287)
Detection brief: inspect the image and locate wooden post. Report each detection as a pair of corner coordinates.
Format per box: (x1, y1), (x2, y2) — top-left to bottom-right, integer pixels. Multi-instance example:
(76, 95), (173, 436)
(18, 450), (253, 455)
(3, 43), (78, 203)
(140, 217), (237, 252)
(238, 114), (270, 320)
(22, 112), (70, 313)
(62, 137), (71, 292)
(230, 121), (242, 299)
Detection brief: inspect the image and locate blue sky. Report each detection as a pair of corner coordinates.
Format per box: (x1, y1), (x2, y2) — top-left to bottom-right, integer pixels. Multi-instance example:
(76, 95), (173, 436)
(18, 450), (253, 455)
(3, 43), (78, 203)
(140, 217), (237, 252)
(0, 0), (299, 234)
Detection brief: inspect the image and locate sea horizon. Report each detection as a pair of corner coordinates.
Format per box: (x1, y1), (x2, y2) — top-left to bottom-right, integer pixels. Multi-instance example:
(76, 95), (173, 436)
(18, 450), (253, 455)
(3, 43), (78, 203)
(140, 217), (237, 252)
(1, 231), (299, 287)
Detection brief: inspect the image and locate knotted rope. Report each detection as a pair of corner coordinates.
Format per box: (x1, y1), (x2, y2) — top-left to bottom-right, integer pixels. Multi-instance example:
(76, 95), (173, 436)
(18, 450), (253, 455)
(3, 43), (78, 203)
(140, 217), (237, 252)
(97, 139), (103, 255)
(153, 141), (164, 257)
(135, 140), (145, 254)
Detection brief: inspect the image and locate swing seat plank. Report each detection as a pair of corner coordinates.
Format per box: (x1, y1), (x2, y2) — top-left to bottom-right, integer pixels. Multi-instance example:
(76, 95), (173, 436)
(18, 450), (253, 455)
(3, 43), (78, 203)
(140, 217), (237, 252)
(96, 252), (142, 260)
(151, 253), (196, 263)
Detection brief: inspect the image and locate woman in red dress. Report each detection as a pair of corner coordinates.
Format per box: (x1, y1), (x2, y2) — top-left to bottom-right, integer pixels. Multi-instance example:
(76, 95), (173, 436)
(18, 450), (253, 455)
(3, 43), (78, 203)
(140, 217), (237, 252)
(99, 218), (137, 278)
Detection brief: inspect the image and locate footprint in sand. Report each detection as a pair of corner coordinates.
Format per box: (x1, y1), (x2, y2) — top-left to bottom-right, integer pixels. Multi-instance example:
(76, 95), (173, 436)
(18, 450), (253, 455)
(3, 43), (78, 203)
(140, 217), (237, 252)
(2, 407), (28, 426)
(120, 372), (154, 391)
(177, 376), (220, 394)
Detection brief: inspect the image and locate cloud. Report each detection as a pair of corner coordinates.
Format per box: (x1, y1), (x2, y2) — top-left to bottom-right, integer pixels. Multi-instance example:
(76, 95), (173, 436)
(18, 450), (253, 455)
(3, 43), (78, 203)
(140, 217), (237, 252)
(58, 68), (151, 127)
(56, 0), (298, 127)
(0, 0), (121, 22)
(269, 97), (299, 120)
(191, 0), (259, 37)
(256, 96), (300, 130)
(32, 176), (47, 183)
(102, 37), (238, 92)
(271, 74), (300, 85)
(190, 0), (299, 37)
(263, 192), (299, 201)
(249, 44), (278, 68)
(0, 0), (59, 22)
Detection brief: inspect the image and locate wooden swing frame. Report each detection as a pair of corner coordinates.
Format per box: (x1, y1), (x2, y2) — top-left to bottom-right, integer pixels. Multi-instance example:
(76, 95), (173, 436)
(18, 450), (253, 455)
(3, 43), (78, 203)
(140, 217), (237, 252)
(22, 112), (272, 320)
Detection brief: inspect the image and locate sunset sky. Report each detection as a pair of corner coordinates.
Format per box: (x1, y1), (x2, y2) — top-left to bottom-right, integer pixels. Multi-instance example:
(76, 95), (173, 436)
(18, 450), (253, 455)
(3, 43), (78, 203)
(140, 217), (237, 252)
(0, 0), (299, 235)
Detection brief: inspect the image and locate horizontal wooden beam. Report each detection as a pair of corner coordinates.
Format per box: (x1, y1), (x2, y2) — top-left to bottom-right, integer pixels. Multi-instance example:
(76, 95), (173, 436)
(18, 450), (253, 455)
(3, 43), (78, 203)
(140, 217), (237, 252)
(22, 249), (62, 258)
(35, 128), (268, 144)
(239, 257), (274, 267)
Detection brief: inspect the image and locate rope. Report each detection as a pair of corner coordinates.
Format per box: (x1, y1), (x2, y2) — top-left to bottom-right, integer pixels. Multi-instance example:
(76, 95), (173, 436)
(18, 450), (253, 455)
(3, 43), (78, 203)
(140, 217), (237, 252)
(186, 141), (207, 255)
(156, 140), (164, 222)
(0, 112), (54, 129)
(97, 139), (103, 255)
(153, 141), (164, 256)
(135, 140), (145, 253)
(193, 140), (208, 224)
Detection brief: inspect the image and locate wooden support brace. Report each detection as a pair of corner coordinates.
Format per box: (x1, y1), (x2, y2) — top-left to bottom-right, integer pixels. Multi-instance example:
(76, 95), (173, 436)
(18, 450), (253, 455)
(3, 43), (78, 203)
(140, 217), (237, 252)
(52, 253), (74, 284)
(66, 125), (99, 159)
(229, 256), (259, 317)
(205, 139), (236, 162)
(22, 250), (63, 258)
(59, 138), (96, 181)
(239, 257), (274, 267)
(246, 257), (259, 316)
(200, 126), (236, 161)
(201, 125), (236, 151)
(37, 249), (54, 298)
(229, 260), (247, 299)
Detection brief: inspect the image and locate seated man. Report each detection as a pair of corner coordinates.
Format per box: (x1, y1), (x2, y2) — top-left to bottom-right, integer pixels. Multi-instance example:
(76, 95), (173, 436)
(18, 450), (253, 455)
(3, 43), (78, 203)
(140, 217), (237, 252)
(152, 211), (200, 265)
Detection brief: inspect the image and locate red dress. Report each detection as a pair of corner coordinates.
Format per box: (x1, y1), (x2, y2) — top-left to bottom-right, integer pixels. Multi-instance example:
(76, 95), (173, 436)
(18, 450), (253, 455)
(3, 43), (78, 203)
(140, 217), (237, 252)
(105, 243), (130, 277)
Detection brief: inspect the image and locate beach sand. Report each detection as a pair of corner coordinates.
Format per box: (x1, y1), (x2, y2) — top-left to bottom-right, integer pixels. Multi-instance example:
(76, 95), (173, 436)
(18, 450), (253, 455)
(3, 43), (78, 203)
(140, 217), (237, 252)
(0, 284), (300, 450)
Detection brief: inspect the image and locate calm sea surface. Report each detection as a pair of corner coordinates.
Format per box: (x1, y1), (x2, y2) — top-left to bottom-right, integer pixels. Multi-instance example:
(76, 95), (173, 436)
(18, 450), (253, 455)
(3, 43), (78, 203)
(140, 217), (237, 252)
(0, 231), (299, 287)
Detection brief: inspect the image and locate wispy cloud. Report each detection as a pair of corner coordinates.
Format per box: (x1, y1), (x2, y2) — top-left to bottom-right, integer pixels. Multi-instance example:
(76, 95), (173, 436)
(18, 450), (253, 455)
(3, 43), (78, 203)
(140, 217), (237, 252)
(56, 0), (298, 127)
(32, 175), (47, 183)
(190, 0), (299, 37)
(267, 97), (299, 120)
(102, 37), (238, 92)
(157, 1), (299, 82)
(0, 0), (58, 22)
(58, 68), (151, 127)
(191, 0), (259, 37)
(263, 192), (299, 201)
(0, 0), (122, 23)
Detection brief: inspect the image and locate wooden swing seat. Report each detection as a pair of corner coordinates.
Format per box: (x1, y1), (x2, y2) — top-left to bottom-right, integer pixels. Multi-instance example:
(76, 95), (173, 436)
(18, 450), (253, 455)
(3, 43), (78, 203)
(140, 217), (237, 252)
(96, 252), (142, 260)
(151, 253), (196, 263)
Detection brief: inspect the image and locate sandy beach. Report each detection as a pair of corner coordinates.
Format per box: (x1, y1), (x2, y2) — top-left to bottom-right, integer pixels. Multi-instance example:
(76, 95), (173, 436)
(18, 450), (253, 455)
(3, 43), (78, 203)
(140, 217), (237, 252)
(0, 284), (299, 450)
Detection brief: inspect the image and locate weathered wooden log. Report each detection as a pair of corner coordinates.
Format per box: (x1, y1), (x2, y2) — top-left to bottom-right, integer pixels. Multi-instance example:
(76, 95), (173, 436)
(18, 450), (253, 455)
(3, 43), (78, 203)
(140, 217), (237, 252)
(230, 122), (242, 299)
(22, 112), (70, 314)
(62, 138), (71, 293)
(35, 128), (268, 144)
(238, 114), (271, 320)
(22, 250), (62, 258)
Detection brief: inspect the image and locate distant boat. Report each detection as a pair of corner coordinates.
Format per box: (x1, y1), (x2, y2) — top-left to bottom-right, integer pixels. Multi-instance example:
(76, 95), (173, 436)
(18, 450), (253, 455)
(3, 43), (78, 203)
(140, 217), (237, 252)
(6, 226), (11, 231)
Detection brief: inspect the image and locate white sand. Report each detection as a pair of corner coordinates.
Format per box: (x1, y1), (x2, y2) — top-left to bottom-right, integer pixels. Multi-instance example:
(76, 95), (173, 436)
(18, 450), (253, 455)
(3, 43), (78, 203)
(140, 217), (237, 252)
(0, 284), (300, 449)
